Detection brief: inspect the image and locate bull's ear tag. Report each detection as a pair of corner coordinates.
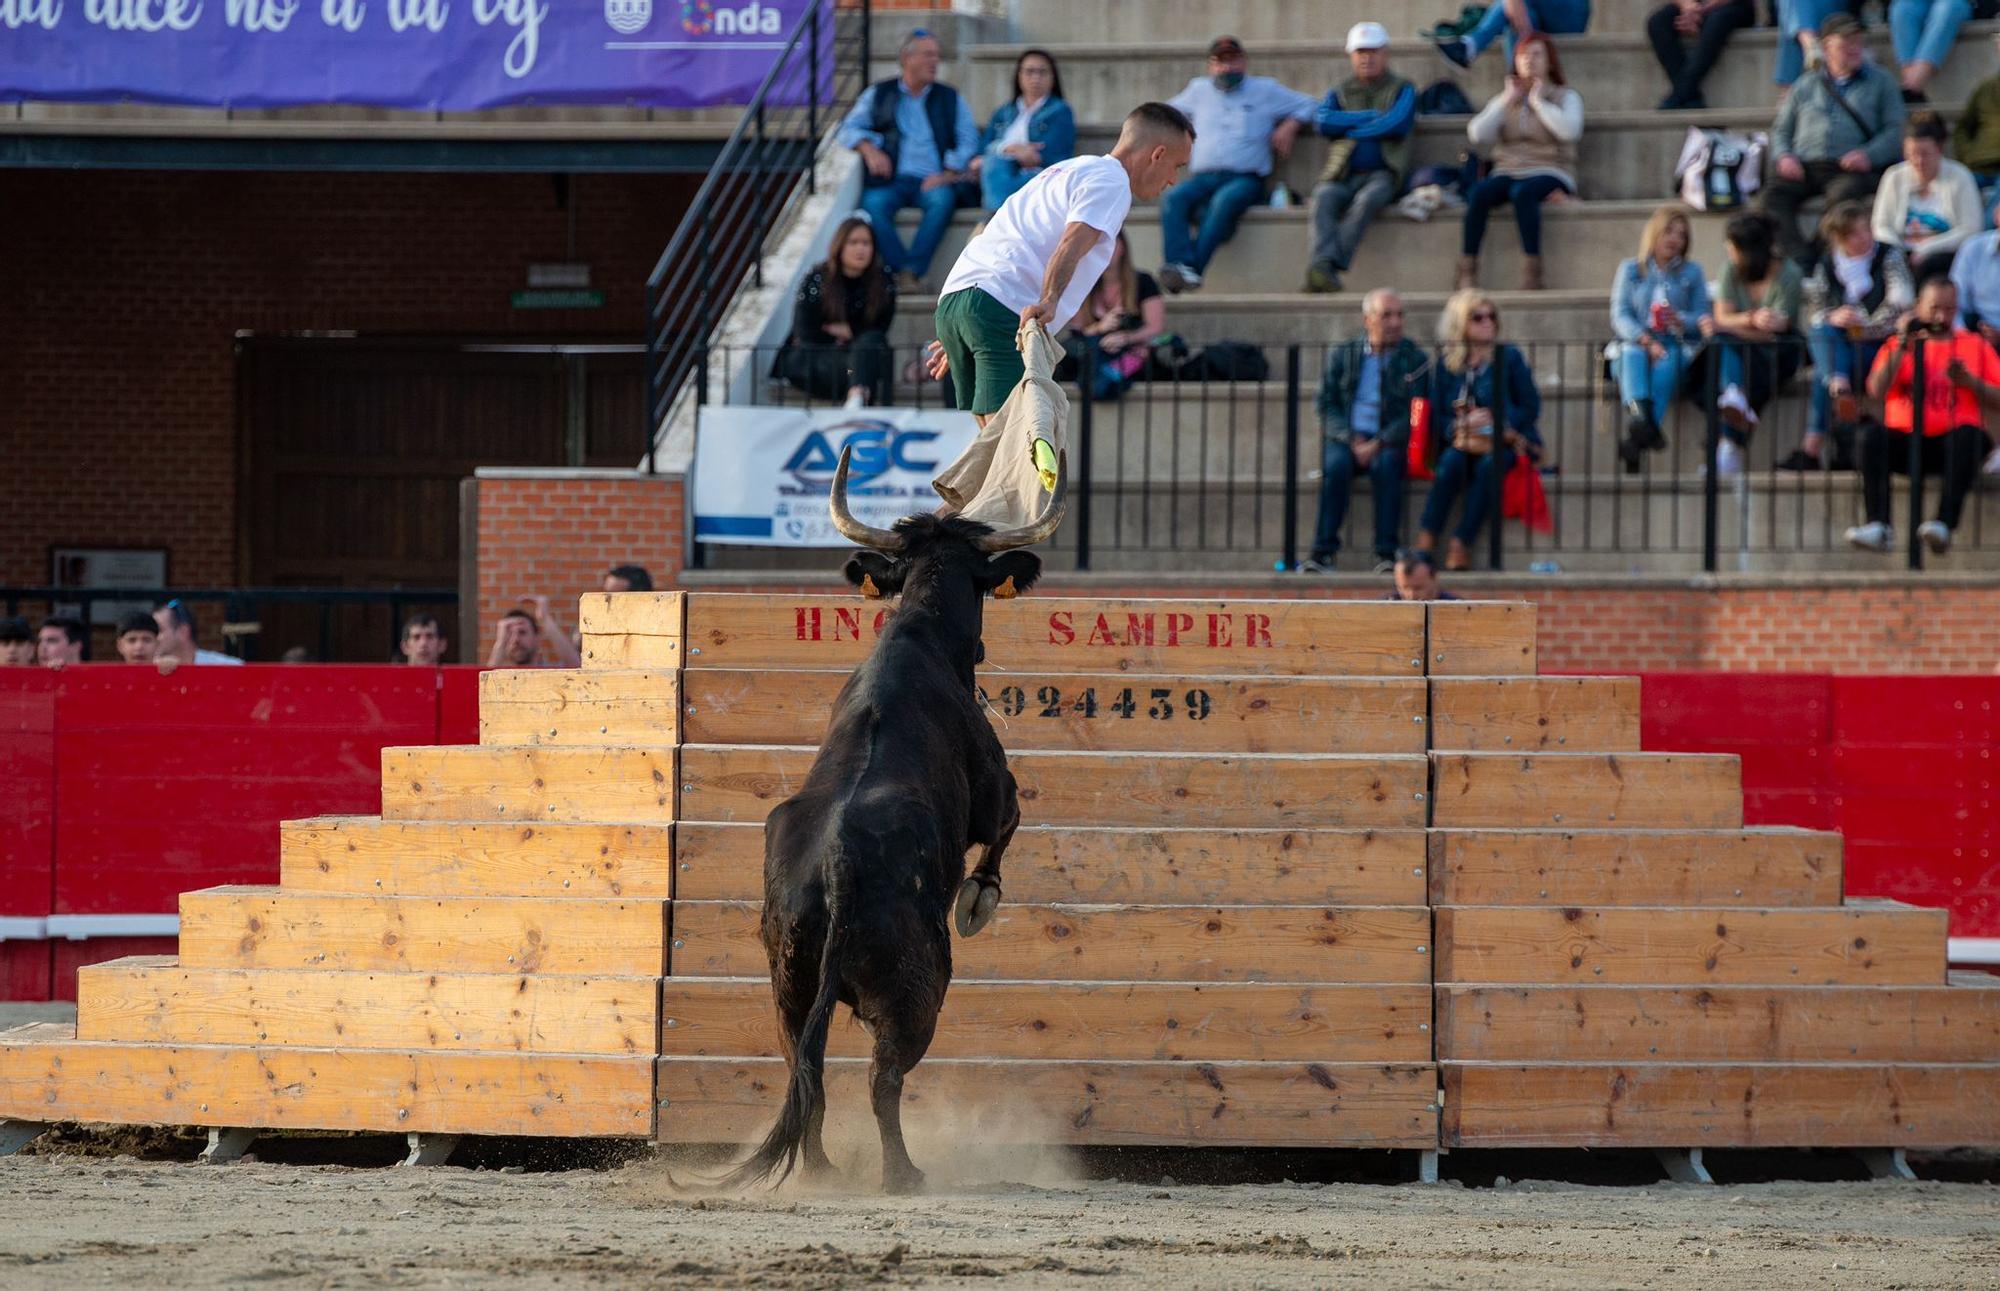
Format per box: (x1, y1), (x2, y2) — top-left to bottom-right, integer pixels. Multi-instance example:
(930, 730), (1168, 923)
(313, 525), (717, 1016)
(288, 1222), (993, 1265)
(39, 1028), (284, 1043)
(859, 574), (885, 599)
(992, 575), (1019, 599)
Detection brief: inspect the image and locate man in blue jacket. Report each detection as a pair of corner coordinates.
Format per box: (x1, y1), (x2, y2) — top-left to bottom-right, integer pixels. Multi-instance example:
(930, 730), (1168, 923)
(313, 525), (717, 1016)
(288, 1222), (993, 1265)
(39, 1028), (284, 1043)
(1304, 289), (1432, 573)
(1306, 23), (1417, 293)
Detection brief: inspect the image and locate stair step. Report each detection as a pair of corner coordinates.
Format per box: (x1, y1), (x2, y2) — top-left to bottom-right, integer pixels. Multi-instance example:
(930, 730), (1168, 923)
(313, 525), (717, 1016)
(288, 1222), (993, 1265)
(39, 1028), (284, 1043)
(1429, 828), (1843, 907)
(479, 668), (680, 748)
(1430, 752), (1744, 828)
(1429, 677), (1640, 752)
(279, 817), (676, 898)
(380, 746), (677, 823)
(576, 591), (684, 669)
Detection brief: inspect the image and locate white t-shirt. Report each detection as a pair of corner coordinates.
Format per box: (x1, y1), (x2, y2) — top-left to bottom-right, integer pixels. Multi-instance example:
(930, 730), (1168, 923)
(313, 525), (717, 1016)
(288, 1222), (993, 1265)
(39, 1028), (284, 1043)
(194, 648), (243, 666)
(939, 154), (1132, 329)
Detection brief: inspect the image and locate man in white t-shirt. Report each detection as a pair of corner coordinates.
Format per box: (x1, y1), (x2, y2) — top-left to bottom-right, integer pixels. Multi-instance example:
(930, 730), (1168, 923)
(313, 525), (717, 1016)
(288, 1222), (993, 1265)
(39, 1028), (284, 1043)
(153, 600), (243, 666)
(928, 102), (1194, 424)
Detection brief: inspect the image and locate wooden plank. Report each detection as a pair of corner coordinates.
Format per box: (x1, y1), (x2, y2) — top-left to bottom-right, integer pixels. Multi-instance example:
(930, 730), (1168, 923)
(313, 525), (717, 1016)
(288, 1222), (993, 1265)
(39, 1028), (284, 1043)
(1435, 904), (1948, 986)
(177, 886), (669, 976)
(664, 978), (1431, 1062)
(77, 957), (659, 1055)
(1428, 828), (1842, 907)
(683, 670), (1428, 753)
(663, 594), (1426, 676)
(1437, 981), (2000, 1063)
(678, 745), (1428, 829)
(479, 669), (680, 747)
(1426, 602), (1536, 676)
(659, 1057), (1438, 1148)
(1442, 1061), (2000, 1148)
(1428, 677), (1641, 752)
(1430, 753), (1744, 828)
(0, 1024), (653, 1137)
(674, 823), (1428, 905)
(578, 592), (683, 669)
(380, 746), (677, 823)
(280, 817), (677, 899)
(670, 901), (1432, 983)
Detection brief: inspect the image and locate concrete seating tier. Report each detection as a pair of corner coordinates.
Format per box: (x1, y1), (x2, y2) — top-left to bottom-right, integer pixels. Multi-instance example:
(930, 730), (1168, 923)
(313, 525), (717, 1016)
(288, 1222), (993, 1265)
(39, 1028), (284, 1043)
(1002, 0), (1821, 42)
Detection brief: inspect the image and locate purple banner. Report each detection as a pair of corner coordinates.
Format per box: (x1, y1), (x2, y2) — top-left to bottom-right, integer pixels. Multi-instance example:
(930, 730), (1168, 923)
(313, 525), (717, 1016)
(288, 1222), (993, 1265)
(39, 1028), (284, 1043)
(0, 0), (831, 110)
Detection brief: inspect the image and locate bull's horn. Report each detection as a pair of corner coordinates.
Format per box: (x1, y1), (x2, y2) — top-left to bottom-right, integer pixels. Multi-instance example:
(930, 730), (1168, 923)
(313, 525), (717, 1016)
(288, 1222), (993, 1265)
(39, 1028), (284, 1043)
(977, 450), (1068, 552)
(828, 444), (904, 551)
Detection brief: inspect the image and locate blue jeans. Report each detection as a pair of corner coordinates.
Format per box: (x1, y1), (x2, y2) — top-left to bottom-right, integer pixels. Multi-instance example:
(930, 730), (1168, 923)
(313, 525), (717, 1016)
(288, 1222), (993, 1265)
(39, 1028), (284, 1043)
(1161, 170), (1265, 273)
(1311, 437), (1406, 561)
(1420, 446), (1515, 546)
(980, 155), (1037, 212)
(1889, 0), (1970, 69)
(858, 175), (960, 276)
(1806, 323), (1885, 435)
(1616, 337), (1692, 422)
(1461, 174), (1570, 257)
(1465, 0), (1592, 59)
(1775, 0), (1852, 83)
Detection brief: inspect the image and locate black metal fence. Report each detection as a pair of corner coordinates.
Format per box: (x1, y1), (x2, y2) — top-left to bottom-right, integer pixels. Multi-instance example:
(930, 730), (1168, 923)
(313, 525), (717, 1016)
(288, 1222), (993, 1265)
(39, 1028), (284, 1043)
(2, 587), (457, 663)
(690, 334), (1997, 574)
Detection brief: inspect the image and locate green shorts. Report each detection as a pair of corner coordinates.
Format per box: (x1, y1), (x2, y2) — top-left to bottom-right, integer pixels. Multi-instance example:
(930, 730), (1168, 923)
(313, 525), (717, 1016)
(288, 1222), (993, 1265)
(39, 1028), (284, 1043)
(934, 287), (1023, 417)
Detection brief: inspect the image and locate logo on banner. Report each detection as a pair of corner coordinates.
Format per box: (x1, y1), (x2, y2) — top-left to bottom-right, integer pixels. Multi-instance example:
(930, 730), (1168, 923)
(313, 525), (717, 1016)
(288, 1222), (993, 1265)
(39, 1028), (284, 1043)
(681, 0), (783, 35)
(783, 420), (943, 488)
(605, 0), (652, 33)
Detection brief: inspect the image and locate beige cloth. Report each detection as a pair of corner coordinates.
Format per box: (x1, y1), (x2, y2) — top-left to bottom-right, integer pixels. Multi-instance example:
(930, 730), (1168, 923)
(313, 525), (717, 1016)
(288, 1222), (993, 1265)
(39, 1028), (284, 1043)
(932, 319), (1069, 528)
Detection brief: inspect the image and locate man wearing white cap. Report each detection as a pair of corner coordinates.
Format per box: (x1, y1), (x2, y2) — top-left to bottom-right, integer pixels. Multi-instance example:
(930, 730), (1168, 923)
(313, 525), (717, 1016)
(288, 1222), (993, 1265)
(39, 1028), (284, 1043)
(1305, 22), (1418, 293)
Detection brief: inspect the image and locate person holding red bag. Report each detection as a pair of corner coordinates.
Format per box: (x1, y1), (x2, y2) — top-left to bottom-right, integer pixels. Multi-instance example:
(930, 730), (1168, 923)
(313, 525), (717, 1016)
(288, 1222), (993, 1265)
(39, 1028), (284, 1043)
(1415, 290), (1544, 570)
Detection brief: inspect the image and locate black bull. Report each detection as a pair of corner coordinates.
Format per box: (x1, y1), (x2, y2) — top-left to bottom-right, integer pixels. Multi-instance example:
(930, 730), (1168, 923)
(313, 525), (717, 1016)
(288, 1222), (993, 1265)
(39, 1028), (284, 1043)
(717, 447), (1067, 1194)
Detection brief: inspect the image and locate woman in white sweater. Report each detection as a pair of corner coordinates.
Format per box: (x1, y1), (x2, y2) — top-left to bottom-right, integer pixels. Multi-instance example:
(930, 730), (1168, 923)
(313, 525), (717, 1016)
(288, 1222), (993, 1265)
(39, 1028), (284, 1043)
(1872, 112), (1985, 281)
(1457, 34), (1585, 292)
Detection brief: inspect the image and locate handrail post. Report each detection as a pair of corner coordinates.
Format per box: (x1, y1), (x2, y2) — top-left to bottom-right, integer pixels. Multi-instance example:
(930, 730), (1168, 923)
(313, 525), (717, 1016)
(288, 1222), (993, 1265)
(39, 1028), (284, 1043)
(1702, 341), (1721, 573)
(750, 102), (767, 289)
(1487, 347), (1507, 571)
(1908, 335), (1926, 571)
(806, 1), (820, 193)
(1076, 337), (1095, 571)
(1282, 345), (1301, 573)
(643, 284), (661, 474)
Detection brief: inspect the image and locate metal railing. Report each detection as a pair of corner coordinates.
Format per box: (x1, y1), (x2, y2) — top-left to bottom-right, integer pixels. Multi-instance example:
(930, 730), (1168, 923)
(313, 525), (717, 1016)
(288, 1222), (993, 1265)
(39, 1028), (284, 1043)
(641, 0), (872, 469)
(691, 334), (1997, 573)
(2, 587), (457, 663)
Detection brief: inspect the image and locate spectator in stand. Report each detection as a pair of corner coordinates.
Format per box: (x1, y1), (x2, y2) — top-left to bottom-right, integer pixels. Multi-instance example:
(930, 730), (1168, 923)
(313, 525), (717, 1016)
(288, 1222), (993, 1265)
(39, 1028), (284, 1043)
(1950, 193), (2000, 352)
(1952, 38), (2000, 208)
(1159, 36), (1319, 294)
(1457, 35), (1584, 293)
(1646, 0), (1756, 110)
(114, 612), (159, 664)
(1386, 547), (1461, 601)
(1303, 22), (1417, 294)
(1303, 289), (1429, 574)
(1611, 203), (1714, 473)
(1872, 112), (1984, 281)
(777, 215), (898, 409)
(1062, 232), (1166, 400)
(1417, 290), (1543, 571)
(0, 616), (35, 667)
(399, 613), (448, 666)
(604, 565), (653, 593)
(154, 600), (241, 665)
(1700, 212), (1808, 469)
(970, 50), (1075, 213)
(1773, 0), (1861, 89)
(489, 597), (581, 669)
(1849, 277), (2000, 552)
(837, 31), (979, 288)
(37, 616), (84, 668)
(1794, 201), (1915, 469)
(1761, 15), (1906, 265)
(1888, 0), (1971, 103)
(1435, 0), (1592, 69)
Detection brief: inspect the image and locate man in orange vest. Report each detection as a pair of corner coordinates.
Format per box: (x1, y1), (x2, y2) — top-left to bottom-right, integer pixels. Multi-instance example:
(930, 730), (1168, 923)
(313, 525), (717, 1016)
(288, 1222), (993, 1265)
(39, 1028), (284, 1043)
(1848, 277), (2000, 554)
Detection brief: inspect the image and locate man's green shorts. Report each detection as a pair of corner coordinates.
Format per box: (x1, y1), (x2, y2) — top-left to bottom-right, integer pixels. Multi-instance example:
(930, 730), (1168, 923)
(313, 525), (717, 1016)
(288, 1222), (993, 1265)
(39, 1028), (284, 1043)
(934, 287), (1023, 417)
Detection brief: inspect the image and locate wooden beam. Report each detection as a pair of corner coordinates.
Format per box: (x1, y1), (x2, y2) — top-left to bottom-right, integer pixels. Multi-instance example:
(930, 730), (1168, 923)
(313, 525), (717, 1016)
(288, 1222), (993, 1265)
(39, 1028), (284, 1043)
(682, 670), (1429, 754)
(658, 1057), (1439, 1148)
(480, 670), (680, 748)
(1429, 753), (1744, 828)
(578, 591), (683, 669)
(1426, 602), (1536, 675)
(0, 1024), (653, 1137)
(1442, 1061), (2000, 1148)
(1436, 980), (2000, 1063)
(1428, 828), (1842, 907)
(670, 901), (1432, 984)
(677, 745), (1428, 828)
(673, 823), (1429, 905)
(380, 747), (677, 823)
(1435, 904), (1948, 986)
(662, 594), (1426, 676)
(177, 886), (670, 976)
(1428, 677), (1641, 752)
(663, 978), (1432, 1063)
(280, 817), (676, 899)
(77, 957), (659, 1055)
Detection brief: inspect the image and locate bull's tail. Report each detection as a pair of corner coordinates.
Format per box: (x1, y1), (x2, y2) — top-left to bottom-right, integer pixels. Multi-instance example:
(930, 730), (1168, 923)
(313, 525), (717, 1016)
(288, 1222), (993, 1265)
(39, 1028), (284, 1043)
(713, 859), (854, 1190)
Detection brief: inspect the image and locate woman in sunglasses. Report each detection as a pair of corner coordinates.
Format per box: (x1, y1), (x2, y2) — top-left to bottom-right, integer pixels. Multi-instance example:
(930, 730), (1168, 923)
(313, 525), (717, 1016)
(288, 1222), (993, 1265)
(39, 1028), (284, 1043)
(1415, 290), (1543, 571)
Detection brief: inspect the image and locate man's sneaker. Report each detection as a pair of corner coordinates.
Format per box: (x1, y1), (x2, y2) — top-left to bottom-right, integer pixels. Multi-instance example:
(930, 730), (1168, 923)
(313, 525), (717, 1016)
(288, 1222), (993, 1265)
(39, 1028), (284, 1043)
(842, 389), (867, 411)
(1715, 439), (1744, 476)
(1919, 520), (1952, 553)
(1303, 262), (1343, 294)
(1298, 555), (1336, 574)
(1159, 263), (1202, 294)
(1845, 521), (1894, 552)
(1717, 384), (1758, 434)
(1435, 36), (1473, 68)
(1776, 447), (1823, 471)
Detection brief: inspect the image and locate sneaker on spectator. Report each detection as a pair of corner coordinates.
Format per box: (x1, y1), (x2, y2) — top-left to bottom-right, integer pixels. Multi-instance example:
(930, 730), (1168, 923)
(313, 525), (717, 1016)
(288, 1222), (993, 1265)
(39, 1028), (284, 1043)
(1299, 554), (1336, 573)
(1919, 520), (1951, 553)
(895, 271), (923, 293)
(1776, 447), (1823, 471)
(1304, 262), (1343, 294)
(1845, 521), (1894, 552)
(1371, 557), (1396, 574)
(1984, 445), (2000, 475)
(842, 389), (867, 411)
(1715, 439), (1745, 476)
(1717, 385), (1758, 434)
(1159, 263), (1202, 294)
(1435, 36), (1473, 68)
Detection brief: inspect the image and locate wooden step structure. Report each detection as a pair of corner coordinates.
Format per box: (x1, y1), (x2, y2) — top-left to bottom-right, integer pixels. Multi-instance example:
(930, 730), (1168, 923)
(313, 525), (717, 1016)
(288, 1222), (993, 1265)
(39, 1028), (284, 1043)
(2, 591), (1994, 1165)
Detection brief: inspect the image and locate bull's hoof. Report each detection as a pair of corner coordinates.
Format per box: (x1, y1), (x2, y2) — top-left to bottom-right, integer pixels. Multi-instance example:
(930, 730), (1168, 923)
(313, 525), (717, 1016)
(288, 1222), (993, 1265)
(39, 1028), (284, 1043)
(883, 1163), (927, 1196)
(953, 876), (1002, 938)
